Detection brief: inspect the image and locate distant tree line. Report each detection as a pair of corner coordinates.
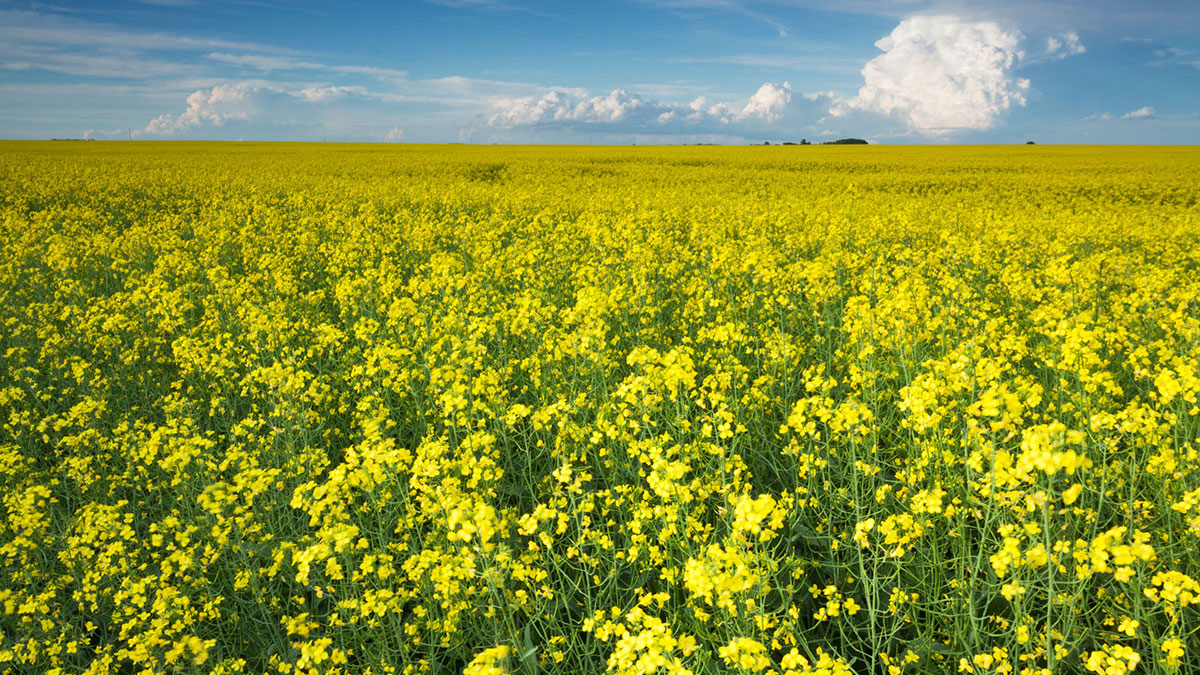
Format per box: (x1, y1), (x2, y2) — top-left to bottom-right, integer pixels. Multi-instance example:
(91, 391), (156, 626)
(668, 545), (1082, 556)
(764, 138), (868, 146)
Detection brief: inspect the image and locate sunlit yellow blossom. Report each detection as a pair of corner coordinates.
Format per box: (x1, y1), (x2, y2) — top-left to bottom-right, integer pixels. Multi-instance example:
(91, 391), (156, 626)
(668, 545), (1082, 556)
(1161, 639), (1184, 668)
(464, 646), (511, 675)
(719, 638), (770, 673)
(1082, 644), (1140, 675)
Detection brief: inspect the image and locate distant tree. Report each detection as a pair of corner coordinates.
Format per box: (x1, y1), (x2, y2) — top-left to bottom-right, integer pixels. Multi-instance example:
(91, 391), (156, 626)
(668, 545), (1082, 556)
(801, 139), (810, 145)
(823, 138), (868, 145)
(1026, 141), (1036, 145)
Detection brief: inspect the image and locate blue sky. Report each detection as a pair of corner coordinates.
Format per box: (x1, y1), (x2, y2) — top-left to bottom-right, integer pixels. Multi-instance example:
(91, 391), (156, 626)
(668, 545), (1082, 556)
(1, 0), (1198, 143)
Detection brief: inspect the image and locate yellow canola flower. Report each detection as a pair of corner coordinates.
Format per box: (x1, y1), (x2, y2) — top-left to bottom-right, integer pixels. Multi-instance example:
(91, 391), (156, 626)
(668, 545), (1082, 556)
(1161, 639), (1185, 669)
(464, 646), (511, 675)
(718, 638), (771, 673)
(1144, 570), (1200, 613)
(781, 648), (854, 675)
(730, 493), (784, 541)
(682, 543), (758, 614)
(1082, 644), (1140, 675)
(1015, 423), (1092, 478)
(1062, 483), (1083, 505)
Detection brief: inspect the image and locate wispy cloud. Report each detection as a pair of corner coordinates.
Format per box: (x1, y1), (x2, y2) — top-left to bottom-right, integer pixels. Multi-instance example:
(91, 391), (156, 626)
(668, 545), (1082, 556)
(1, 42), (200, 79)
(671, 53), (861, 73)
(1121, 106), (1155, 120)
(1149, 45), (1200, 69)
(638, 0), (790, 37)
(0, 9), (292, 55)
(132, 0), (200, 6)
(626, 82), (716, 99)
(0, 8), (301, 80)
(205, 53), (407, 79)
(424, 0), (521, 9)
(0, 9), (413, 86)
(1155, 46), (1193, 59)
(421, 0), (558, 18)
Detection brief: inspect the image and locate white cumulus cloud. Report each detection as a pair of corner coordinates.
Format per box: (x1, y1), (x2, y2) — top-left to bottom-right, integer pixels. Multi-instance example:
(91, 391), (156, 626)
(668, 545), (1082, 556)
(385, 126), (405, 141)
(1045, 31), (1085, 60)
(145, 82), (277, 134)
(144, 82), (376, 135)
(738, 82), (792, 123)
(296, 85), (366, 102)
(488, 90), (567, 126)
(709, 83), (793, 123)
(573, 89), (647, 123)
(487, 83), (803, 134)
(838, 15), (1029, 137)
(488, 89), (656, 127)
(1122, 106), (1155, 120)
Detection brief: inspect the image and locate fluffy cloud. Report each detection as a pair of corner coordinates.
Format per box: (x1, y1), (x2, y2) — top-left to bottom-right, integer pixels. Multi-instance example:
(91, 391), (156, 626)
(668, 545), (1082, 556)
(488, 82), (800, 131)
(144, 82), (372, 135)
(838, 15), (1029, 136)
(488, 89), (653, 127)
(1045, 31), (1085, 60)
(81, 127), (126, 139)
(485, 90), (557, 126)
(385, 126), (405, 141)
(711, 82), (793, 123)
(743, 82), (793, 122)
(572, 89), (648, 123)
(296, 85), (366, 102)
(1122, 106), (1155, 120)
(145, 83), (276, 134)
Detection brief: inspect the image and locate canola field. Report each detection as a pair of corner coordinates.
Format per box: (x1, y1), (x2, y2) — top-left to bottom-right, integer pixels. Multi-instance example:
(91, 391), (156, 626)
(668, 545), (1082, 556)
(2, 142), (1200, 675)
